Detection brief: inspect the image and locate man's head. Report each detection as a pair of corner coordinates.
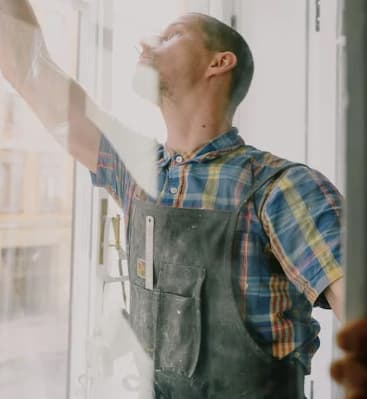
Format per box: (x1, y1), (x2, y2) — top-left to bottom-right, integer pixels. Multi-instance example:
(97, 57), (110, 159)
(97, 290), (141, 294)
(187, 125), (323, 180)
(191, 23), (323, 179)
(136, 13), (254, 113)
(192, 13), (254, 112)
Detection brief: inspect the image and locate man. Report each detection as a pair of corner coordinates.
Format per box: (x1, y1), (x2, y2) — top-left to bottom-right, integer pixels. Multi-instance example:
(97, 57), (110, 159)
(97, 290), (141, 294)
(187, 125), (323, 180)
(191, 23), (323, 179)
(0, 2), (344, 398)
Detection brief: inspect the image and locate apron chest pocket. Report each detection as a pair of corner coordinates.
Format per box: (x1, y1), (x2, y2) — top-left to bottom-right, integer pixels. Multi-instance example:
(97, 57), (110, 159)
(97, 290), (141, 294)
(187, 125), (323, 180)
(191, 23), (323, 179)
(130, 264), (206, 378)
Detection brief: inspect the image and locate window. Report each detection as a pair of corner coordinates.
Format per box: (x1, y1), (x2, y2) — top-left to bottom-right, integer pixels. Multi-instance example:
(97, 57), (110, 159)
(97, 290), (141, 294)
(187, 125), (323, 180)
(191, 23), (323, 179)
(0, 1), (78, 398)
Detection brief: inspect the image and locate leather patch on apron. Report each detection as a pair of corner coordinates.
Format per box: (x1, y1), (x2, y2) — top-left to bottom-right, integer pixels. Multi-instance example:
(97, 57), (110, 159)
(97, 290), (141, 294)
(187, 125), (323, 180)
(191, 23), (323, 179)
(137, 258), (146, 279)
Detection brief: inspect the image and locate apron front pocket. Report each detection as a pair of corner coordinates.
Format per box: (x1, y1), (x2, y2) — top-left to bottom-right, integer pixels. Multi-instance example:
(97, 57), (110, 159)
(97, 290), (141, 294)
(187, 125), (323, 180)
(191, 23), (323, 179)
(155, 264), (206, 377)
(130, 283), (159, 356)
(130, 264), (206, 378)
(155, 292), (200, 377)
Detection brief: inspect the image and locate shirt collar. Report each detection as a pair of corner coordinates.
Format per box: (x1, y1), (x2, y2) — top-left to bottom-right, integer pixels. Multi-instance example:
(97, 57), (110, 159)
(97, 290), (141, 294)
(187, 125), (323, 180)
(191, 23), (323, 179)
(158, 127), (244, 167)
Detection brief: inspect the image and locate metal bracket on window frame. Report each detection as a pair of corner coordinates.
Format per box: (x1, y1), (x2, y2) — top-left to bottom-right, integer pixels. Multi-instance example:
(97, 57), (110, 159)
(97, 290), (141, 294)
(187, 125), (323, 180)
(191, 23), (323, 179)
(315, 0), (321, 32)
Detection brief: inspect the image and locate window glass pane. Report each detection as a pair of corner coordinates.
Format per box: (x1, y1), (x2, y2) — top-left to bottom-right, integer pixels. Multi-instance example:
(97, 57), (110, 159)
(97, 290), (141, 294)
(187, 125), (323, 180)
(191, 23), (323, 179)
(0, 1), (77, 398)
(1, 1), (350, 398)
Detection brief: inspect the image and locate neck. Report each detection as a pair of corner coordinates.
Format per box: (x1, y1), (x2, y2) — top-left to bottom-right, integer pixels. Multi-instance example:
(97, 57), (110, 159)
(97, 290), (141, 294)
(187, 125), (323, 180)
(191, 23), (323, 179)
(161, 92), (233, 154)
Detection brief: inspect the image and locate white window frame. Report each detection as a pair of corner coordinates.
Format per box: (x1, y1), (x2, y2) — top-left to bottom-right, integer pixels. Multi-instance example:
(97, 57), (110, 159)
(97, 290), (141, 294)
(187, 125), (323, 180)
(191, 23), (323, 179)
(68, 3), (102, 397)
(69, 2), (362, 399)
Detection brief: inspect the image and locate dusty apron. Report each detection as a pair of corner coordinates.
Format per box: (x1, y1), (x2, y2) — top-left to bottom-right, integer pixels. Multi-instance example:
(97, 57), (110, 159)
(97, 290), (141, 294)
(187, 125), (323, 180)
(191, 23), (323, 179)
(127, 165), (306, 399)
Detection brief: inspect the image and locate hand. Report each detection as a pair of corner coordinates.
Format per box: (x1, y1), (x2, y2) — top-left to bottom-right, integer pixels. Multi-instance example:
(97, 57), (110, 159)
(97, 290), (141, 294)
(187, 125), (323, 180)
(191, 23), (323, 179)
(0, 0), (38, 23)
(331, 319), (367, 398)
(0, 0), (48, 88)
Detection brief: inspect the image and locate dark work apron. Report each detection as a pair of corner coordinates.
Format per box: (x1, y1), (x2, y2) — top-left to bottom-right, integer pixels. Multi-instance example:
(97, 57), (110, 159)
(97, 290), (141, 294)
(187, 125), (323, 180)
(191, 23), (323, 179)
(127, 165), (306, 399)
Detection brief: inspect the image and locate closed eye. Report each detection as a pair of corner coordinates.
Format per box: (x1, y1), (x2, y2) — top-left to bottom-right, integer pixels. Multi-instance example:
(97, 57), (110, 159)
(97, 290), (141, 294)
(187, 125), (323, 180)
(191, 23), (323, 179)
(160, 31), (182, 43)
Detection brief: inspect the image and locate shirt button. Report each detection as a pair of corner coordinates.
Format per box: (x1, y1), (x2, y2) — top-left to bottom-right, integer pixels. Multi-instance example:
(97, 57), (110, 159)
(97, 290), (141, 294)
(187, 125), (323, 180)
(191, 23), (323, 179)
(175, 155), (184, 163)
(170, 187), (178, 194)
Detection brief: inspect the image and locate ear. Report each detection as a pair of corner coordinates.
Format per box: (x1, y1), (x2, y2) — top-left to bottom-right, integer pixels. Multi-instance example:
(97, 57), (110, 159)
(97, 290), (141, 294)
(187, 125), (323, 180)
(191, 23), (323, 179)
(205, 51), (237, 78)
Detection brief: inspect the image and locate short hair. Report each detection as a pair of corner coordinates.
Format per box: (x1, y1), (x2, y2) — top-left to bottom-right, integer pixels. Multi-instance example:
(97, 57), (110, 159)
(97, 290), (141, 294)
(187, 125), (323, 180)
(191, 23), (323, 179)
(192, 13), (254, 111)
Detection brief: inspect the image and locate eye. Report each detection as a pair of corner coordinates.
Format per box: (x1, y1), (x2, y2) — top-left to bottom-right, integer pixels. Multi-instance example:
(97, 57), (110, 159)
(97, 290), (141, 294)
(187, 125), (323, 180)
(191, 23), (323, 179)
(160, 31), (181, 43)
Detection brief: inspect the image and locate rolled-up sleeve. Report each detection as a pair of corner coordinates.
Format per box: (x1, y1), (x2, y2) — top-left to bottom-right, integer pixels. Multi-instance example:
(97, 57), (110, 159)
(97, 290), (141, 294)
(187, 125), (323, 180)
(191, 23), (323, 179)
(260, 166), (344, 307)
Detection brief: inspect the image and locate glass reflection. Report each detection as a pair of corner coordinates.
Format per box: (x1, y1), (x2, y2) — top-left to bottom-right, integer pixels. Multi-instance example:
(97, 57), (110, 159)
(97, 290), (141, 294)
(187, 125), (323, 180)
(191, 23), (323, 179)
(0, 1), (76, 398)
(0, 1), (348, 398)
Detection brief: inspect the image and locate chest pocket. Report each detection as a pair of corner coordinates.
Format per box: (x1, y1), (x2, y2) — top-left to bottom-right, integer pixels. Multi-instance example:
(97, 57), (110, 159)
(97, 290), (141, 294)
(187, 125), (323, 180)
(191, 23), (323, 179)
(130, 263), (206, 378)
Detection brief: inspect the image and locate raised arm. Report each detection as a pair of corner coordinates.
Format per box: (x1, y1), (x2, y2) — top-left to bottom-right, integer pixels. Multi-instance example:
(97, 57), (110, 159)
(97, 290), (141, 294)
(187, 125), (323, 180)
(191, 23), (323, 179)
(0, 0), (101, 172)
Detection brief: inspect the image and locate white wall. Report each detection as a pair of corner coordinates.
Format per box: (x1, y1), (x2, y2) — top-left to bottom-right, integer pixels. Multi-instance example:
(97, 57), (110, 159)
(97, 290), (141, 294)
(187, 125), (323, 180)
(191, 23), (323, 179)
(236, 2), (343, 398)
(236, 0), (308, 163)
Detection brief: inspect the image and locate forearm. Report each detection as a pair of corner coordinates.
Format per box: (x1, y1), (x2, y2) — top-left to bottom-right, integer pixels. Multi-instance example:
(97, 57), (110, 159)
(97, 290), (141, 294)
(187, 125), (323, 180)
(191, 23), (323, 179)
(0, 0), (155, 184)
(0, 0), (101, 171)
(0, 0), (45, 89)
(19, 54), (101, 170)
(14, 45), (101, 172)
(325, 277), (345, 322)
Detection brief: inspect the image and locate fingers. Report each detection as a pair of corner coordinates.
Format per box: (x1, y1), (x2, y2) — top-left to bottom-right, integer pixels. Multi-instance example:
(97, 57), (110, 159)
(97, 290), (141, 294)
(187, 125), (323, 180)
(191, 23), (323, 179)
(345, 393), (367, 399)
(337, 319), (367, 353)
(331, 355), (367, 397)
(331, 320), (367, 397)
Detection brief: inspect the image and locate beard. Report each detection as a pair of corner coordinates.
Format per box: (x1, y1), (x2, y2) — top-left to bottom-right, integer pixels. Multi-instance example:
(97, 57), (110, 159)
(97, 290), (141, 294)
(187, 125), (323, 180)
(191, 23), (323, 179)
(132, 63), (161, 105)
(132, 61), (174, 105)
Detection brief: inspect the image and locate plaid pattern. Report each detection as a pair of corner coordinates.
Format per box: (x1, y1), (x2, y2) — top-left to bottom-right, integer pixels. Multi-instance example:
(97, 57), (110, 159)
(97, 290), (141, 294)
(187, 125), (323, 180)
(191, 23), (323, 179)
(91, 127), (343, 373)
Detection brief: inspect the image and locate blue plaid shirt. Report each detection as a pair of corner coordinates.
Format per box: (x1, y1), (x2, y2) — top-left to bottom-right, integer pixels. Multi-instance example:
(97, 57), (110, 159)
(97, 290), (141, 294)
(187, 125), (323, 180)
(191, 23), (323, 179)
(91, 127), (343, 373)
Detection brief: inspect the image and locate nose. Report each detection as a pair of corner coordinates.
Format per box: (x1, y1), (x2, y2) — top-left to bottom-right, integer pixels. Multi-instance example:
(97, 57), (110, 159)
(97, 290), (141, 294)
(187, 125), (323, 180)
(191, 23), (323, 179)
(139, 34), (161, 51)
(136, 41), (153, 63)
